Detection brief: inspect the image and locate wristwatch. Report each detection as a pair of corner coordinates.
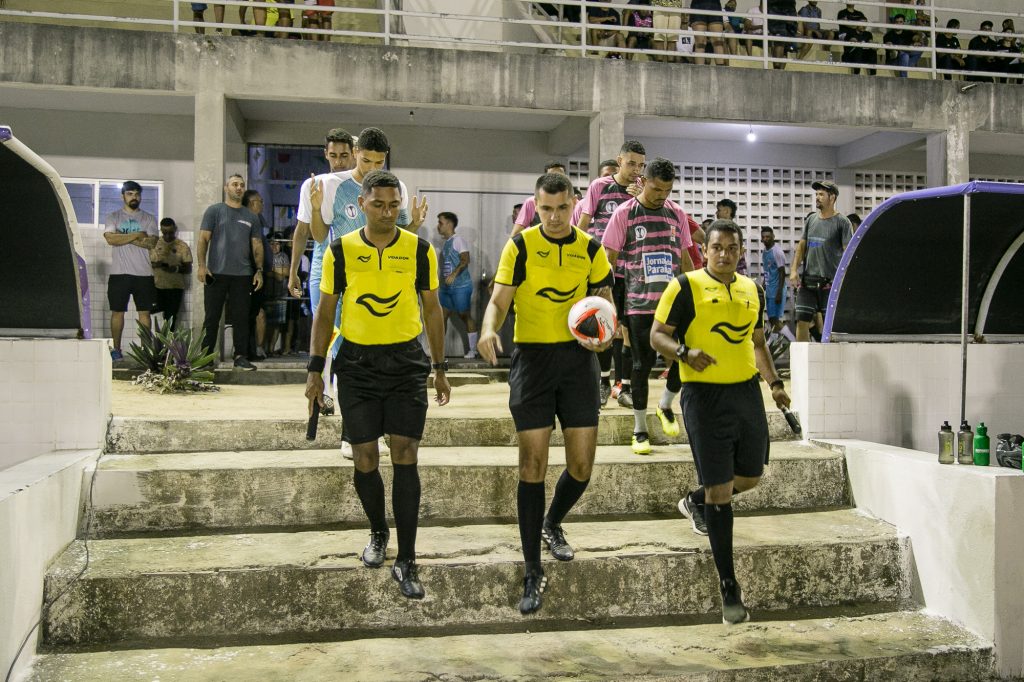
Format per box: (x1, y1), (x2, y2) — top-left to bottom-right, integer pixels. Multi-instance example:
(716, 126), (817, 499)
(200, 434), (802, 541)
(674, 344), (690, 363)
(431, 361), (449, 372)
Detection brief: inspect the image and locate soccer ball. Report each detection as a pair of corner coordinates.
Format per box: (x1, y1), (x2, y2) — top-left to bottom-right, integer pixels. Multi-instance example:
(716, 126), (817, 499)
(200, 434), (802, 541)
(568, 296), (617, 344)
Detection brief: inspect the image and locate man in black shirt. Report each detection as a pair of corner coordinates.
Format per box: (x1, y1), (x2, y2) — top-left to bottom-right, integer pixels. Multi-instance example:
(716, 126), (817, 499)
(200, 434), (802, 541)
(967, 21), (998, 82)
(936, 19), (965, 79)
(883, 15), (920, 77)
(838, 4), (877, 75)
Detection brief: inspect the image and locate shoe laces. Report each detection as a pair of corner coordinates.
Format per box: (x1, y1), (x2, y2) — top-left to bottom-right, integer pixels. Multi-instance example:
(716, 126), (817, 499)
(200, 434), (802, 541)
(634, 432), (649, 443)
(524, 571), (547, 594)
(399, 560), (419, 581)
(369, 530), (388, 552)
(545, 523), (568, 547)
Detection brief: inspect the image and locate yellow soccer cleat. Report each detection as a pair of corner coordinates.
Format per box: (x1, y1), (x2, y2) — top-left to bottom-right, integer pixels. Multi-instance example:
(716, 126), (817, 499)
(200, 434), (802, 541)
(656, 406), (681, 438)
(631, 432), (652, 455)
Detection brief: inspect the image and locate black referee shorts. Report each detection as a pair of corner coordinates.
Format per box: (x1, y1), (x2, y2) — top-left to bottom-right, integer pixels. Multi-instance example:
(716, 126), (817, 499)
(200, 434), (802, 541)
(333, 339), (430, 445)
(681, 376), (769, 487)
(509, 341), (600, 432)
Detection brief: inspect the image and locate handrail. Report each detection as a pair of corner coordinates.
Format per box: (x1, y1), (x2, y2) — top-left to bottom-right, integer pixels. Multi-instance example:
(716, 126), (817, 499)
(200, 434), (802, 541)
(1, 0), (1023, 81)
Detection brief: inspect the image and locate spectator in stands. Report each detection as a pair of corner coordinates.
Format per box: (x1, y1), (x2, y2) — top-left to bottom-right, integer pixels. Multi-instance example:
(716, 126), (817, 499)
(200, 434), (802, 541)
(624, 1), (654, 59)
(690, 0), (727, 66)
(766, 0), (798, 69)
(103, 181), (159, 362)
(150, 218), (192, 331)
(302, 0), (335, 41)
(197, 175), (264, 370)
(676, 12), (697, 63)
(838, 4), (877, 75)
(936, 19), (965, 79)
(797, 1), (834, 60)
(721, 0), (747, 57)
(651, 0), (683, 61)
(191, 3), (224, 35)
(887, 0), (915, 24)
(884, 15), (920, 77)
(587, 0), (626, 58)
(263, 234), (290, 355)
(436, 212), (479, 359)
(742, 2), (764, 55)
(966, 21), (998, 82)
(995, 28), (1024, 82)
(1002, 19), (1021, 49)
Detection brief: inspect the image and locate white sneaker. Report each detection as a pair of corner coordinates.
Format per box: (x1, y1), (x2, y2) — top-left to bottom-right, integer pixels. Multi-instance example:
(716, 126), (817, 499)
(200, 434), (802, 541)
(378, 436), (390, 456)
(464, 350), (478, 359)
(341, 441), (353, 460)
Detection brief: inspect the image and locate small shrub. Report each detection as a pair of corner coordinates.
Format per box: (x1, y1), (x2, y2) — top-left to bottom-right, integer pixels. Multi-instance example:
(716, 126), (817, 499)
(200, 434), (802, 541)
(127, 319), (220, 393)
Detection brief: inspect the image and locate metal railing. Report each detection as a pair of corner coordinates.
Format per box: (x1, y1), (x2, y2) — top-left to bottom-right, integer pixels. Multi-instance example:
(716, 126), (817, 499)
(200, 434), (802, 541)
(1, 0), (1023, 81)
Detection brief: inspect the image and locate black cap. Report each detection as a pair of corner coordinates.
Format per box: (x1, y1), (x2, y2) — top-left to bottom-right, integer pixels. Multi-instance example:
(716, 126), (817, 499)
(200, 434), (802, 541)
(812, 180), (839, 196)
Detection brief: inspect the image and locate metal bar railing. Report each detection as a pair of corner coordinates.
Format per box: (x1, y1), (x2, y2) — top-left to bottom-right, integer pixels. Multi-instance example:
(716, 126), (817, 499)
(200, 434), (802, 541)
(1, 0), (1023, 81)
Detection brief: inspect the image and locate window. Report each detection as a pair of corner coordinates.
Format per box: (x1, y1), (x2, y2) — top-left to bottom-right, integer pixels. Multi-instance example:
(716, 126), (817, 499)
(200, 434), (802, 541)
(63, 178), (164, 226)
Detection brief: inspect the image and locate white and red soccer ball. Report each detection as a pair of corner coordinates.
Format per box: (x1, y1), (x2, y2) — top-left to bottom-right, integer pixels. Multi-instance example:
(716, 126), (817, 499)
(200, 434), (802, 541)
(568, 296), (617, 344)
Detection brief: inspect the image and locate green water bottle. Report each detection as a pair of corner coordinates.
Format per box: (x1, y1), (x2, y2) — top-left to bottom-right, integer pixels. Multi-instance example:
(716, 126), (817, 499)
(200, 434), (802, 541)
(974, 422), (990, 467)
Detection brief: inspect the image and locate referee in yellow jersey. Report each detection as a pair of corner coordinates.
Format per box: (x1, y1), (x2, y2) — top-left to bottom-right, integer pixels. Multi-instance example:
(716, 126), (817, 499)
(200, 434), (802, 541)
(305, 170), (451, 600)
(651, 219), (790, 625)
(478, 173), (614, 615)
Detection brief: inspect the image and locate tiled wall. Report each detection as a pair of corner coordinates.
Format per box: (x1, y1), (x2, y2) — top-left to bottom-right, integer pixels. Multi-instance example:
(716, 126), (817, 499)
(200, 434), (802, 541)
(792, 342), (1024, 452)
(0, 338), (111, 471)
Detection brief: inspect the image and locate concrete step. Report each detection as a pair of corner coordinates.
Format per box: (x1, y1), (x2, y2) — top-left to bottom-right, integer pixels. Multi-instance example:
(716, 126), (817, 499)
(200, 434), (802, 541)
(113, 367), (494, 387)
(105, 410), (798, 453)
(43, 510), (907, 648)
(27, 610), (994, 681)
(85, 442), (847, 536)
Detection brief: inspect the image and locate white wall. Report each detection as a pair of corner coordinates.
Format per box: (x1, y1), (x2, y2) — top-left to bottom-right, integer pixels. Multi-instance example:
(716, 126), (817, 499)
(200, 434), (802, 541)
(791, 342), (1024, 455)
(831, 439), (1024, 677)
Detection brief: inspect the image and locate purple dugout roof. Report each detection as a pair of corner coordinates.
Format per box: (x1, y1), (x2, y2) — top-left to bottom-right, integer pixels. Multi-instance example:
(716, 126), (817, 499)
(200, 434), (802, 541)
(823, 181), (1024, 341)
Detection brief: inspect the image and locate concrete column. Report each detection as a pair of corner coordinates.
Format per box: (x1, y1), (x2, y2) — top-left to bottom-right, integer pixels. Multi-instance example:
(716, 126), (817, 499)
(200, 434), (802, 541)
(588, 107), (625, 177)
(190, 89), (227, 334)
(926, 121), (969, 188)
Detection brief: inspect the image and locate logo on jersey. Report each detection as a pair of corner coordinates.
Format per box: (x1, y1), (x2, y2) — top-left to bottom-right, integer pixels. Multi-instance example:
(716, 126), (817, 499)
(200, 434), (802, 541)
(345, 204), (359, 220)
(357, 255), (372, 263)
(635, 226), (647, 240)
(710, 320), (751, 344)
(356, 291), (401, 317)
(536, 250), (550, 258)
(536, 285), (578, 303)
(603, 201), (618, 215)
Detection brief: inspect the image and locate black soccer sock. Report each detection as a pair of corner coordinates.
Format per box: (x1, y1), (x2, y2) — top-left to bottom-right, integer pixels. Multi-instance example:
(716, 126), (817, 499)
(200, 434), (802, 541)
(612, 337), (624, 382)
(546, 469), (590, 526)
(353, 467), (388, 533)
(621, 346), (632, 390)
(391, 463), (421, 562)
(598, 347), (613, 373)
(705, 502), (736, 583)
(666, 362), (682, 392)
(518, 480), (545, 568)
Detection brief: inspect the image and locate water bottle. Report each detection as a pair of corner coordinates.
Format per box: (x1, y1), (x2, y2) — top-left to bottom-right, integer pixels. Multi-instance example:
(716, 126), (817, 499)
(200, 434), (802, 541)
(973, 422), (990, 467)
(957, 420), (974, 465)
(937, 421), (954, 464)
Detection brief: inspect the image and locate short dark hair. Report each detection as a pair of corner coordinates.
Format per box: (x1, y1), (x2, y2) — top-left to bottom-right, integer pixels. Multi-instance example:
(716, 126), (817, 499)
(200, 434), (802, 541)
(717, 198), (738, 217)
(513, 203), (523, 211)
(946, 18), (960, 29)
(227, 173), (244, 183)
(121, 180), (142, 194)
(701, 218), (714, 227)
(535, 172), (573, 197)
(599, 158), (619, 170)
(847, 213), (863, 226)
(646, 158), (676, 182)
(707, 219), (743, 242)
(356, 127), (390, 154)
(361, 169), (401, 196)
(620, 140), (646, 156)
(981, 21), (993, 31)
(241, 189), (261, 208)
(437, 211), (459, 228)
(544, 160), (566, 173)
(325, 128), (354, 148)
(760, 226), (775, 236)
(160, 217), (176, 228)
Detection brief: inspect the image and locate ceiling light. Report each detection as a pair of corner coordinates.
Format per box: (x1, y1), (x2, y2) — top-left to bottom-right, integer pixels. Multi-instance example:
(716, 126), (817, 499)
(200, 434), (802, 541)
(746, 126), (757, 143)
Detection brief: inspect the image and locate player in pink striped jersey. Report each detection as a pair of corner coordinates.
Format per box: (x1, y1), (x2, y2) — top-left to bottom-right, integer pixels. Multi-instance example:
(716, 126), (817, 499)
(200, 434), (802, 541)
(602, 158), (695, 455)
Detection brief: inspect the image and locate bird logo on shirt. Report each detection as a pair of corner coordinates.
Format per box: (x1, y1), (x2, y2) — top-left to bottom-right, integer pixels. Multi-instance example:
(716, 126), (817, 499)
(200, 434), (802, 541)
(536, 285), (578, 303)
(356, 291), (401, 317)
(710, 320), (751, 344)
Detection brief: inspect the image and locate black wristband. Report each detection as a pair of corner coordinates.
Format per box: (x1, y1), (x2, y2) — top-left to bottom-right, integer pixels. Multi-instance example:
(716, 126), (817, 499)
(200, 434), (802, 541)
(769, 379), (784, 391)
(306, 355), (326, 373)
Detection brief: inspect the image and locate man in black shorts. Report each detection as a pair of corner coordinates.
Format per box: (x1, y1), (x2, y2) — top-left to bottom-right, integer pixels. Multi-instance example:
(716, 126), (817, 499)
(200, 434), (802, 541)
(478, 172), (614, 615)
(304, 170), (451, 600)
(788, 180), (853, 342)
(651, 219), (791, 624)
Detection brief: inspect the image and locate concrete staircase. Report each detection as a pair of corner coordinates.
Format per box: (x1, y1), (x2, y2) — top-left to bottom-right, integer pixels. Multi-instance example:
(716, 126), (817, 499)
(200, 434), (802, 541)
(24, 403), (994, 680)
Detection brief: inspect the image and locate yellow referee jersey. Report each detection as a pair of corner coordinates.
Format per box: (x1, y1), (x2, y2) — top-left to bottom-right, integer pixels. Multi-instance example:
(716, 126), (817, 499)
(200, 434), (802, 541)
(321, 228), (439, 345)
(495, 225), (613, 344)
(654, 268), (765, 384)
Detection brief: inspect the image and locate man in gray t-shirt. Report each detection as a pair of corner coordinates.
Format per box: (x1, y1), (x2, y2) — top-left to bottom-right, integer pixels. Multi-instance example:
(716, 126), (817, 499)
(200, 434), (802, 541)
(103, 180), (159, 361)
(197, 174), (264, 369)
(789, 180), (853, 342)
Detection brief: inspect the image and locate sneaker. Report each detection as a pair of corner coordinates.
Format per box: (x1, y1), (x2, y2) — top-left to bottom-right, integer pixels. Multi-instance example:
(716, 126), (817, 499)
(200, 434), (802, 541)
(233, 356), (257, 371)
(110, 349), (123, 361)
(518, 568), (547, 615)
(320, 394), (335, 416)
(542, 518), (574, 561)
(361, 529), (389, 567)
(721, 578), (751, 624)
(340, 441), (353, 460)
(656, 406), (680, 438)
(631, 432), (651, 456)
(599, 380), (612, 407)
(678, 492), (708, 536)
(464, 349), (478, 359)
(610, 381), (622, 400)
(617, 389), (633, 408)
(391, 559), (425, 599)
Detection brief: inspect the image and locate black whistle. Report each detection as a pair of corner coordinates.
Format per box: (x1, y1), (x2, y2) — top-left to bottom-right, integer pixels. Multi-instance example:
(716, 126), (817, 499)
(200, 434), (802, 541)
(781, 407), (802, 436)
(306, 409), (320, 441)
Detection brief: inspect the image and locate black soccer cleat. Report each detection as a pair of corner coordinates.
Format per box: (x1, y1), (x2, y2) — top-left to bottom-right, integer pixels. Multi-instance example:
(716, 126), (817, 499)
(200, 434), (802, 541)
(542, 518), (575, 561)
(361, 529), (389, 568)
(721, 578), (751, 624)
(391, 559), (425, 599)
(678, 492), (708, 536)
(519, 568), (547, 615)
(599, 380), (612, 407)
